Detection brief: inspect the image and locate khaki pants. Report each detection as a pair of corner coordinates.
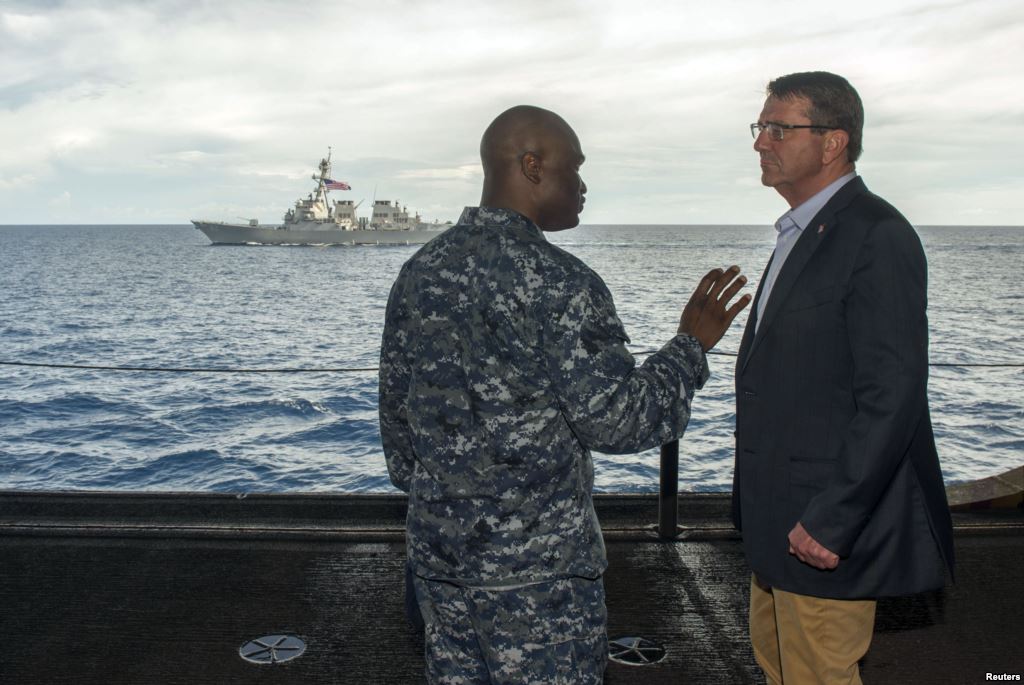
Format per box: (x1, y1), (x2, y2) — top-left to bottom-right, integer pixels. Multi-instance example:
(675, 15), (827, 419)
(749, 575), (876, 685)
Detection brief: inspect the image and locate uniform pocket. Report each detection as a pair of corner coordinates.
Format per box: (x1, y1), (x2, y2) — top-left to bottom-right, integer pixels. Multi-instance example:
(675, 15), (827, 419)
(467, 576), (606, 645)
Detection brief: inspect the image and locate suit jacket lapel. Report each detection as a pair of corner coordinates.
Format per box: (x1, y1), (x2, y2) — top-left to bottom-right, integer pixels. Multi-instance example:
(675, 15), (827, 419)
(740, 177), (867, 373)
(736, 253), (770, 373)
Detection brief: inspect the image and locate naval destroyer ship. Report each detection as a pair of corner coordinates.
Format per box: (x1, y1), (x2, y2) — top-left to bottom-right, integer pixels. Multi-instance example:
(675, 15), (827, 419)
(192, 152), (449, 245)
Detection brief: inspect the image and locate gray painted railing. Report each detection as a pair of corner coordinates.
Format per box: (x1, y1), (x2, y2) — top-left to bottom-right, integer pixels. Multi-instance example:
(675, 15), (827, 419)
(658, 440), (680, 540)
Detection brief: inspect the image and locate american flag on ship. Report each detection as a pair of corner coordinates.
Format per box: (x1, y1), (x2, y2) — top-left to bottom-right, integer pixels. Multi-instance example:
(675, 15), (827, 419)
(324, 178), (351, 191)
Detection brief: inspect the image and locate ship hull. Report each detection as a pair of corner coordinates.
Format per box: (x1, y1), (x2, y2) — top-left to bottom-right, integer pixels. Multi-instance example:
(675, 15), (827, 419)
(193, 221), (443, 246)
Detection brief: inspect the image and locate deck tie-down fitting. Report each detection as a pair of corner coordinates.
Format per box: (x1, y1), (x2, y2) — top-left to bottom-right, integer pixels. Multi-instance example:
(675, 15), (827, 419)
(608, 636), (667, 665)
(239, 634), (306, 665)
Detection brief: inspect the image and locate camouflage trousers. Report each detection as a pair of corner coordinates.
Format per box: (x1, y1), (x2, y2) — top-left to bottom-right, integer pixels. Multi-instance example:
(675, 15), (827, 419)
(411, 574), (608, 684)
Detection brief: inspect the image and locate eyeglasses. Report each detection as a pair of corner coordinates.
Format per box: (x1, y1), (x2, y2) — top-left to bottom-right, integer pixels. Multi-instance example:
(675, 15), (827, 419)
(750, 122), (834, 141)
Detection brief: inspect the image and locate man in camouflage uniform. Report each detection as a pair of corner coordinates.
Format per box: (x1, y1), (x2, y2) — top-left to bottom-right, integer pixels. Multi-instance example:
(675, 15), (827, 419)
(379, 105), (749, 684)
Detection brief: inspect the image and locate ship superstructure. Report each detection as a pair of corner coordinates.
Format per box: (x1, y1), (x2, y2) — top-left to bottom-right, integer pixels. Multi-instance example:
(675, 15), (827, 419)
(192, 151), (449, 245)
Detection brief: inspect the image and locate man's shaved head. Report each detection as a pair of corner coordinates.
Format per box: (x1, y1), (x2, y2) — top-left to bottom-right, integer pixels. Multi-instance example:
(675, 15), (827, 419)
(480, 105), (573, 176)
(479, 105), (586, 231)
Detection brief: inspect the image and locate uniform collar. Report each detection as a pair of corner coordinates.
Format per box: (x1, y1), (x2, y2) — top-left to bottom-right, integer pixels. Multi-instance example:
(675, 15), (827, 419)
(460, 206), (542, 235)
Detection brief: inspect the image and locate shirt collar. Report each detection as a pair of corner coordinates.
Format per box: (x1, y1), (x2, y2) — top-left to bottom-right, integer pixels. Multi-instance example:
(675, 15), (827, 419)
(777, 171), (858, 233)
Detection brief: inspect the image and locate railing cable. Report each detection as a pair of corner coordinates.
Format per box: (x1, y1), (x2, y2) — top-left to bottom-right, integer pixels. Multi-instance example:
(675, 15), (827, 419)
(0, 361), (377, 373)
(1, 350), (1022, 374)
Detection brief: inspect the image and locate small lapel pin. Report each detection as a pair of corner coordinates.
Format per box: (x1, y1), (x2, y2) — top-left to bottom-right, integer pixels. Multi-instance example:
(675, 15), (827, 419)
(817, 224), (826, 234)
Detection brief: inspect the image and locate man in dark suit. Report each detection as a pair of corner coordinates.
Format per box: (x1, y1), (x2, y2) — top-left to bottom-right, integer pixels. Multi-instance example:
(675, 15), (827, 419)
(733, 71), (955, 684)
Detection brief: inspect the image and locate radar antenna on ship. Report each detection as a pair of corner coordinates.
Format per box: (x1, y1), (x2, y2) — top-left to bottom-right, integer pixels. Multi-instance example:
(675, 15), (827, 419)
(314, 148), (332, 186)
(312, 148), (333, 218)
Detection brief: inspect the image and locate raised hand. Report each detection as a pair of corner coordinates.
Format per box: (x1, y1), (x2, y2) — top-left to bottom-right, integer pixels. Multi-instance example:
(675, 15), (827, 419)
(678, 265), (751, 352)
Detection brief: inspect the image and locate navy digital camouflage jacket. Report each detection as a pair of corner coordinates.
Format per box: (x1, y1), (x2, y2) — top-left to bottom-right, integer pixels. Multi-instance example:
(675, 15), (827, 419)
(379, 207), (709, 586)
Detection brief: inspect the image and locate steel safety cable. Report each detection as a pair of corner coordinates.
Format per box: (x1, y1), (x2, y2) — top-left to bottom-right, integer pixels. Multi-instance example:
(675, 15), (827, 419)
(1, 352), (1022, 374)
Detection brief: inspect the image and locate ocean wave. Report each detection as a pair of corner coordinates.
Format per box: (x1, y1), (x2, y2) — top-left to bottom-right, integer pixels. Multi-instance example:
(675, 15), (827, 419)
(165, 396), (331, 428)
(21, 417), (189, 447)
(78, 448), (294, 491)
(262, 417), (379, 446)
(0, 392), (136, 420)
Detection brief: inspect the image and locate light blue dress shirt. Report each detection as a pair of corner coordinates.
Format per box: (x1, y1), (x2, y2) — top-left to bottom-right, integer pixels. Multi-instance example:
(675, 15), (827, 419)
(755, 172), (858, 331)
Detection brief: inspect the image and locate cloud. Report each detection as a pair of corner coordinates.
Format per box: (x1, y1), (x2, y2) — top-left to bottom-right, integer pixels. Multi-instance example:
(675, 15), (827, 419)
(0, 10), (53, 40)
(396, 165), (481, 182)
(48, 190), (71, 207)
(0, 172), (37, 190)
(0, 0), (1021, 223)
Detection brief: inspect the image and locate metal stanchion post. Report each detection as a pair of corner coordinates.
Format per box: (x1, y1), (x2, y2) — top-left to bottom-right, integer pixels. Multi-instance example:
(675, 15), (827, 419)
(658, 440), (679, 540)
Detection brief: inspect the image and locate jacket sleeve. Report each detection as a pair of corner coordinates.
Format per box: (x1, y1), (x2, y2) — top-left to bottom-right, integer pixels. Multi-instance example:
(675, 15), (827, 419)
(544, 276), (710, 454)
(800, 216), (930, 556)
(378, 273), (415, 492)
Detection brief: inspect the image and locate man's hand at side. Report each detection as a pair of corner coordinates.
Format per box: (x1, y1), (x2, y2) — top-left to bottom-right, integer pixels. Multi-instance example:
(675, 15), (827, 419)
(788, 522), (840, 570)
(678, 265), (751, 352)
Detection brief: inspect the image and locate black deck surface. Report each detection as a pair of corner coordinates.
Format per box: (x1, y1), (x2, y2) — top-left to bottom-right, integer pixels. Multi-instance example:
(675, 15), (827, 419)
(1, 493), (1021, 684)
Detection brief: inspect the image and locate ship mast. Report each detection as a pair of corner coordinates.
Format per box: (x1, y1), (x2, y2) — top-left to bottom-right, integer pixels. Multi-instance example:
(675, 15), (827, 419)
(312, 148), (332, 218)
(316, 148), (331, 193)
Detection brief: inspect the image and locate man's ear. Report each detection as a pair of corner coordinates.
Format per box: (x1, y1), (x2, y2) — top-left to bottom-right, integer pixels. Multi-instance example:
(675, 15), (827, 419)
(521, 151), (543, 185)
(822, 130), (850, 165)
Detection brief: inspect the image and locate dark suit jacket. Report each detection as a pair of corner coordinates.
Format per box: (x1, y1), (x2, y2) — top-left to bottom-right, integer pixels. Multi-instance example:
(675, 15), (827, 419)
(733, 177), (955, 599)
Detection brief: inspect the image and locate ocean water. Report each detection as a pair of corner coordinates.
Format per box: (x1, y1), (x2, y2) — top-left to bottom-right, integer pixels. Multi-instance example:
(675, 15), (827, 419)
(1, 223), (1021, 493)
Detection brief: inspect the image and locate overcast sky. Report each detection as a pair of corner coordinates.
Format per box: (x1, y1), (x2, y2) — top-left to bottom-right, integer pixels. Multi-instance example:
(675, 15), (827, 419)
(1, 0), (1022, 225)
